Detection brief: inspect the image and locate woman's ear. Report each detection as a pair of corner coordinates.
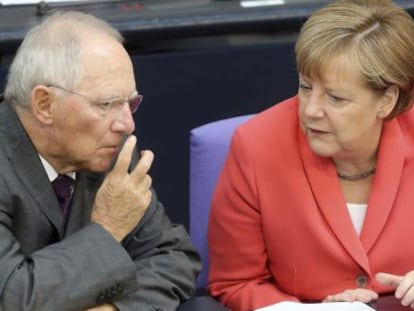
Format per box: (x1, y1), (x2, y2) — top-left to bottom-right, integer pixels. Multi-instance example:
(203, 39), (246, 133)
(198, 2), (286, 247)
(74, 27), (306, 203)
(31, 85), (55, 125)
(378, 85), (399, 118)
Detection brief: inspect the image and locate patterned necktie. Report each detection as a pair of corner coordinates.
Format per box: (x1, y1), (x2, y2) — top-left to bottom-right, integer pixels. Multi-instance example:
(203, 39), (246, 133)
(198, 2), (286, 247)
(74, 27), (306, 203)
(52, 174), (74, 224)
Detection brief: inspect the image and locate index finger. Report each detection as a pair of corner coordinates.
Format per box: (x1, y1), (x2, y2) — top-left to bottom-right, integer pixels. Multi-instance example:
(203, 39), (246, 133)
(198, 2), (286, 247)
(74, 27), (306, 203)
(130, 149), (154, 179)
(394, 272), (414, 301)
(111, 135), (137, 174)
(376, 272), (403, 288)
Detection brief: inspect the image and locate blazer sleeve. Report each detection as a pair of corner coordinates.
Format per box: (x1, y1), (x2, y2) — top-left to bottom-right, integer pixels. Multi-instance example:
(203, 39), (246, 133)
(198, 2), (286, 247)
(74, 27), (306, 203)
(113, 189), (202, 311)
(0, 180), (200, 311)
(0, 209), (139, 310)
(208, 129), (299, 311)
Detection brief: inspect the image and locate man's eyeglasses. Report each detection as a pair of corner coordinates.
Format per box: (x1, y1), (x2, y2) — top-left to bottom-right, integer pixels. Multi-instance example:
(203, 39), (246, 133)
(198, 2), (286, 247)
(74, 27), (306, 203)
(48, 85), (143, 116)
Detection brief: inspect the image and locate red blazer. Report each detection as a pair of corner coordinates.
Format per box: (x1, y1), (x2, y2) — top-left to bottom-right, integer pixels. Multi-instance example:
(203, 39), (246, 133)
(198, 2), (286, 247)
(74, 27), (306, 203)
(208, 96), (414, 311)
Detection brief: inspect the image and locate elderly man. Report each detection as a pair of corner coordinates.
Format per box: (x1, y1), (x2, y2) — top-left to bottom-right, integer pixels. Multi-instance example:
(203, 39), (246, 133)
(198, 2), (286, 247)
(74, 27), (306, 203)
(0, 10), (201, 311)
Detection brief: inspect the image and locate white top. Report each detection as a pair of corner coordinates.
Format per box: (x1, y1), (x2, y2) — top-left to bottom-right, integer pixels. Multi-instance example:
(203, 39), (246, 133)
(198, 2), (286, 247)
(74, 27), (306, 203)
(346, 203), (368, 236)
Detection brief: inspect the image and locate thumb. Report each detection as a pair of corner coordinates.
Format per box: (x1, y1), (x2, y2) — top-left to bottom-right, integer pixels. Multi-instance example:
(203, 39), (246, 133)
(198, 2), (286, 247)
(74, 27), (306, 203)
(376, 272), (404, 288)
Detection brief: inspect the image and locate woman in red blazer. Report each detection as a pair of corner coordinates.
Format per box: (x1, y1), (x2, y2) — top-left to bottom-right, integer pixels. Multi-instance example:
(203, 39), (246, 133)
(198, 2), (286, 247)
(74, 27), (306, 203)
(208, 1), (414, 310)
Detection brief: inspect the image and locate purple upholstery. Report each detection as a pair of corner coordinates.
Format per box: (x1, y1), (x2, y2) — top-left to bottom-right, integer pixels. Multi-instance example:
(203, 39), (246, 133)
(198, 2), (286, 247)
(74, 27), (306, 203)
(189, 114), (254, 290)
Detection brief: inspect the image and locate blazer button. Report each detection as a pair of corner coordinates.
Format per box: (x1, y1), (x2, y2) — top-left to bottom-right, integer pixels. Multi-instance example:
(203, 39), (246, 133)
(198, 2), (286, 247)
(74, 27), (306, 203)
(96, 294), (106, 304)
(355, 274), (368, 287)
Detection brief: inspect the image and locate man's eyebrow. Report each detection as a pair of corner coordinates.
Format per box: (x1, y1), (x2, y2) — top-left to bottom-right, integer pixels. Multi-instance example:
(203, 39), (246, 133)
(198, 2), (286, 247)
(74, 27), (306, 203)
(99, 90), (138, 101)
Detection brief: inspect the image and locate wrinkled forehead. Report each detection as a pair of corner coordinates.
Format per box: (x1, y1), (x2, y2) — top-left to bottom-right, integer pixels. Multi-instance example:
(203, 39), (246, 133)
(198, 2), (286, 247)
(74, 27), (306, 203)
(76, 35), (135, 94)
(80, 34), (132, 71)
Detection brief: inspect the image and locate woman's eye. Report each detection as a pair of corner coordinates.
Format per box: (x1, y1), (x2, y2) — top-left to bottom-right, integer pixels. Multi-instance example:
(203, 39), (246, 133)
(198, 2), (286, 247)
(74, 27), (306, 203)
(328, 93), (344, 102)
(299, 83), (312, 91)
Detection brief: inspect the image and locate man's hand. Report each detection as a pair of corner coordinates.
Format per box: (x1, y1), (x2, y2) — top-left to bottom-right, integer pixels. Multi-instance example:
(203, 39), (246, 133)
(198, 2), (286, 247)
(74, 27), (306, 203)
(323, 288), (378, 304)
(84, 303), (118, 311)
(376, 271), (414, 308)
(85, 303), (118, 311)
(91, 135), (154, 242)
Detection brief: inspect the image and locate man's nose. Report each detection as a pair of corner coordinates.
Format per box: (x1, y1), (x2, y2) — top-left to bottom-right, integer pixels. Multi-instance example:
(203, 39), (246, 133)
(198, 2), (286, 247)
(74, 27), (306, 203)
(112, 103), (136, 134)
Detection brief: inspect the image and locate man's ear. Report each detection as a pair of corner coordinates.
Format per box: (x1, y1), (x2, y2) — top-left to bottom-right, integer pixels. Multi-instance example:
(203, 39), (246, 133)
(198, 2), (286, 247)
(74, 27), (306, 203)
(31, 85), (55, 125)
(378, 85), (399, 118)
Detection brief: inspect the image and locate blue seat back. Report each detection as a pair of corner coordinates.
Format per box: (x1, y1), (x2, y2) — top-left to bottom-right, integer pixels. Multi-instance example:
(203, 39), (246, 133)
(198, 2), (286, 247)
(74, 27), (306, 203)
(189, 114), (254, 291)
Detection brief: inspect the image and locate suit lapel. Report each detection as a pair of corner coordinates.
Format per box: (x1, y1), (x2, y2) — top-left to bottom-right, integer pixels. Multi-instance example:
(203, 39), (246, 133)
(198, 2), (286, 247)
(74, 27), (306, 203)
(3, 104), (65, 237)
(1, 104), (106, 239)
(65, 171), (102, 237)
(298, 127), (370, 271)
(360, 119), (404, 252)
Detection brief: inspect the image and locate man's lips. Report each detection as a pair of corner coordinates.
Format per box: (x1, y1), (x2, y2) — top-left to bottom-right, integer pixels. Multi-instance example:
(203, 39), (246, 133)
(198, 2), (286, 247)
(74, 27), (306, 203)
(102, 145), (120, 154)
(103, 137), (127, 155)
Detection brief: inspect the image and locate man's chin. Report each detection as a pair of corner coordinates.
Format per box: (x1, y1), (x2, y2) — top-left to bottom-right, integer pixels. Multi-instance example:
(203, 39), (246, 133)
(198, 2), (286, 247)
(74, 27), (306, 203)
(88, 159), (113, 173)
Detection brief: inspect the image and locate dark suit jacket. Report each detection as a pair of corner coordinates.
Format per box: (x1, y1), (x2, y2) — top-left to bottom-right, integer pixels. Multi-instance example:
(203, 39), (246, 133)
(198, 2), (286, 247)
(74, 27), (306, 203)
(0, 102), (201, 311)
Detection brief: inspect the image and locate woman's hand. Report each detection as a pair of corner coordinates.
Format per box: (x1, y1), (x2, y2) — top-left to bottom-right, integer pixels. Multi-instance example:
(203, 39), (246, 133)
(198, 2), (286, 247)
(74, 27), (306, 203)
(376, 271), (414, 308)
(323, 288), (378, 303)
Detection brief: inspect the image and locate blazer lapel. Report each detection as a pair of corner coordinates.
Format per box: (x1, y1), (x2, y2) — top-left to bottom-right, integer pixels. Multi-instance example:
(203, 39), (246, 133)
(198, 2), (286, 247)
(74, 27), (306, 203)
(3, 105), (65, 237)
(298, 127), (370, 272)
(361, 119), (404, 252)
(65, 171), (102, 237)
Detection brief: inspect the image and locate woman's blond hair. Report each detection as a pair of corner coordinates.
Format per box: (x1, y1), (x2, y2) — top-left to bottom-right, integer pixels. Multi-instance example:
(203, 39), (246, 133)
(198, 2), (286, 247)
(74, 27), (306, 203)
(295, 0), (414, 119)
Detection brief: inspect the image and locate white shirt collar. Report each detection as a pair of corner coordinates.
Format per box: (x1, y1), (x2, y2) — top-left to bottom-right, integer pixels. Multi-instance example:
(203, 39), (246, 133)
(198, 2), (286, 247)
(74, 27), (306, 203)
(38, 155), (76, 182)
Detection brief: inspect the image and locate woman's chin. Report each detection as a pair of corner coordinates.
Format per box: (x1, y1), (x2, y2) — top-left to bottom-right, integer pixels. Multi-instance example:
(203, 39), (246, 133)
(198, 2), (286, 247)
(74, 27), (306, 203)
(308, 143), (336, 158)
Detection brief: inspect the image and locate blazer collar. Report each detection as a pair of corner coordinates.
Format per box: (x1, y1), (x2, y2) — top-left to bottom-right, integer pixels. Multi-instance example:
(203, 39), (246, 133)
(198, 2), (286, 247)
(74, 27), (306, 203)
(0, 103), (102, 238)
(1, 104), (65, 234)
(360, 119), (405, 252)
(298, 119), (404, 271)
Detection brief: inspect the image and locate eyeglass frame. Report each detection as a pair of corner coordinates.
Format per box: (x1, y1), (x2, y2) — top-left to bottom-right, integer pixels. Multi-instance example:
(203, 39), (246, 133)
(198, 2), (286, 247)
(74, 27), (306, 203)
(47, 84), (143, 116)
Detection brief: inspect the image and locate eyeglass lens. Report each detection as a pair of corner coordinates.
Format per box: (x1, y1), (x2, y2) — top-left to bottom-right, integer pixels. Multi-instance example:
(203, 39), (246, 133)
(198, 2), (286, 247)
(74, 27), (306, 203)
(129, 95), (143, 113)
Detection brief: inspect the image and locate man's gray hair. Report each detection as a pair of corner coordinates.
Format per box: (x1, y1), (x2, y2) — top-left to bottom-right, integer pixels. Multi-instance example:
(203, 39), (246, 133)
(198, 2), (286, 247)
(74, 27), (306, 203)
(4, 10), (124, 108)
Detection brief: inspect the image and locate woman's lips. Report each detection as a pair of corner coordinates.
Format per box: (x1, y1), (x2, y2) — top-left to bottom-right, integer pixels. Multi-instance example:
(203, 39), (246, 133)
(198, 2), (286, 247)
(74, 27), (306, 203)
(307, 127), (328, 135)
